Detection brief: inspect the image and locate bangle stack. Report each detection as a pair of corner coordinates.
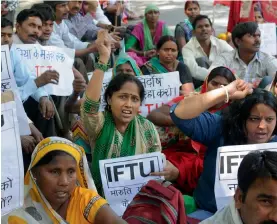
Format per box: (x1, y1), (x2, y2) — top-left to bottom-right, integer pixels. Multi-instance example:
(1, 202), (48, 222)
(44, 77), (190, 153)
(95, 60), (110, 72)
(221, 85), (229, 103)
(83, 93), (100, 114)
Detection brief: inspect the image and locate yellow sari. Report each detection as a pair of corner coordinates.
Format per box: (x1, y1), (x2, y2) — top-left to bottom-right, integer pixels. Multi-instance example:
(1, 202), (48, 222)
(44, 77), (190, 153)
(2, 137), (107, 224)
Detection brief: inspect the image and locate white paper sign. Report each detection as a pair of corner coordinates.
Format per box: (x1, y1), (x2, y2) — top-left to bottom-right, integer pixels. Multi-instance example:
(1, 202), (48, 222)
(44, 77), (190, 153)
(1, 101), (24, 216)
(100, 152), (165, 216)
(96, 72), (180, 116)
(13, 44), (75, 96)
(259, 23), (277, 56)
(214, 143), (277, 210)
(1, 45), (31, 136)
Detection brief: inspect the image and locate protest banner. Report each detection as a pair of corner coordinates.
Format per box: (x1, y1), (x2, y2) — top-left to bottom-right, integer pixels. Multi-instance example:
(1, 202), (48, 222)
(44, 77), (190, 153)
(1, 45), (30, 136)
(94, 71), (180, 116)
(259, 23), (277, 56)
(1, 92), (24, 216)
(13, 44), (75, 96)
(214, 143), (277, 210)
(99, 152), (166, 216)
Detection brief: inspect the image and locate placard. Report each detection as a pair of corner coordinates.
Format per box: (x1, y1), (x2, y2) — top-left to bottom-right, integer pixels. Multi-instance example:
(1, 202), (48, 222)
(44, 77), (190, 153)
(214, 143), (277, 210)
(1, 45), (30, 136)
(95, 72), (180, 116)
(259, 23), (277, 56)
(1, 99), (24, 216)
(100, 152), (165, 216)
(13, 44), (75, 96)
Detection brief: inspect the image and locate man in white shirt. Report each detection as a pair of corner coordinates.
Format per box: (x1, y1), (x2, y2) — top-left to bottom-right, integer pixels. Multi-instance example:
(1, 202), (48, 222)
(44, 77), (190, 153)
(182, 15), (233, 84)
(201, 150), (277, 224)
(210, 22), (277, 87)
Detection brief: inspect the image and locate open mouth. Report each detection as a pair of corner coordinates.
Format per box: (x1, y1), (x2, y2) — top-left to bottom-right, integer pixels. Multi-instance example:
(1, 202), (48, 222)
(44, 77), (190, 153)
(56, 191), (68, 199)
(122, 110), (132, 118)
(255, 133), (267, 139)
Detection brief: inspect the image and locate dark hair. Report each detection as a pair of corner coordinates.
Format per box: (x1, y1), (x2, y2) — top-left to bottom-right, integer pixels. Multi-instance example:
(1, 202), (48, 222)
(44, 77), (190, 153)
(231, 22), (259, 48)
(184, 1), (200, 10)
(31, 3), (56, 22)
(222, 88), (277, 145)
(156, 35), (177, 51)
(33, 150), (75, 168)
(238, 150), (277, 202)
(192, 14), (212, 30)
(104, 74), (145, 111)
(43, 1), (68, 12)
(207, 66), (236, 84)
(271, 72), (277, 91)
(16, 9), (43, 25)
(1, 17), (13, 28)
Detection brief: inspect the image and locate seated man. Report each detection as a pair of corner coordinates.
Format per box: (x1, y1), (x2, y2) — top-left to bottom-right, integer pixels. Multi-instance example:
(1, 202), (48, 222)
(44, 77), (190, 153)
(182, 15), (233, 86)
(12, 9), (60, 137)
(211, 22), (277, 87)
(201, 150), (277, 224)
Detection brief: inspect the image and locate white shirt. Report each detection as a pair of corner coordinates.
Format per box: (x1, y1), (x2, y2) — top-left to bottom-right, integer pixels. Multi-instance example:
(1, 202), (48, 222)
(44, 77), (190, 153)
(200, 199), (243, 224)
(210, 49), (277, 81)
(47, 20), (89, 50)
(95, 0), (112, 25)
(182, 36), (233, 81)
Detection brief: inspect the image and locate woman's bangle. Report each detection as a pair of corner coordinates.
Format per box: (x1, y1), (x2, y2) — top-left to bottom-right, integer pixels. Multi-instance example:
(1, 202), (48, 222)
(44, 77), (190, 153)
(143, 51), (146, 57)
(221, 85), (229, 103)
(95, 61), (109, 72)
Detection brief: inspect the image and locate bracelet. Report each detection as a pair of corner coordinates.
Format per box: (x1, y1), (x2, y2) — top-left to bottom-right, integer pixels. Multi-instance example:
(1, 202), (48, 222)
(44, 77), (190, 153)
(95, 61), (109, 72)
(143, 51), (146, 57)
(221, 85), (229, 103)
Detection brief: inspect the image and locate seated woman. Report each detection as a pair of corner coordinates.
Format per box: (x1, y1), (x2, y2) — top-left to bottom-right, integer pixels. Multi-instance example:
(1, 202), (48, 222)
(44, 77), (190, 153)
(148, 66), (236, 195)
(171, 81), (277, 214)
(126, 4), (171, 67)
(2, 137), (126, 224)
(141, 35), (194, 95)
(81, 30), (162, 193)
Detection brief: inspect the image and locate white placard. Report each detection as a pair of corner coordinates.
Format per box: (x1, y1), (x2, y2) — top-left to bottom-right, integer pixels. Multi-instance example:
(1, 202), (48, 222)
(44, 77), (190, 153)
(1, 45), (31, 136)
(1, 101), (24, 216)
(95, 72), (180, 116)
(13, 44), (75, 96)
(215, 143), (277, 210)
(100, 152), (166, 216)
(259, 23), (277, 56)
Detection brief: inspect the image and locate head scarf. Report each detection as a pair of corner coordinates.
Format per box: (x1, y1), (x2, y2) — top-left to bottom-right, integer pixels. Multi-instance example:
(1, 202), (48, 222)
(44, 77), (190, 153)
(112, 53), (143, 77)
(144, 4), (159, 15)
(2, 137), (96, 224)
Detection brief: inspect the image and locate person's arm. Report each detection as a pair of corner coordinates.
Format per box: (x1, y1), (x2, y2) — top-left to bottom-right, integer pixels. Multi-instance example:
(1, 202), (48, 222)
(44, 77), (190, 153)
(95, 205), (127, 224)
(182, 47), (209, 81)
(147, 105), (174, 127)
(265, 55), (277, 77)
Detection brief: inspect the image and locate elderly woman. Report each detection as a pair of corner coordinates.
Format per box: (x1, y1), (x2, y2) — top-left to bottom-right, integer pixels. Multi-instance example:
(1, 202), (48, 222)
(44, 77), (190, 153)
(2, 137), (126, 224)
(126, 4), (171, 67)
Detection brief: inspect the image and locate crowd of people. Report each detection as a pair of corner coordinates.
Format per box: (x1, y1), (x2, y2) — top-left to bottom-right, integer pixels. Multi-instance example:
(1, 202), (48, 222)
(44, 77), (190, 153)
(1, 0), (277, 223)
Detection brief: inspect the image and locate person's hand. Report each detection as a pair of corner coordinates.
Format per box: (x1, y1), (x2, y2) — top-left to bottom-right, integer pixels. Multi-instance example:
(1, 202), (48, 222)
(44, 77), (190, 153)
(39, 97), (55, 120)
(110, 32), (122, 41)
(145, 49), (156, 58)
(87, 0), (98, 13)
(35, 70), (59, 87)
(150, 160), (179, 182)
(226, 79), (253, 100)
(21, 136), (36, 154)
(87, 43), (98, 53)
(72, 68), (86, 94)
(29, 123), (44, 144)
(96, 30), (111, 63)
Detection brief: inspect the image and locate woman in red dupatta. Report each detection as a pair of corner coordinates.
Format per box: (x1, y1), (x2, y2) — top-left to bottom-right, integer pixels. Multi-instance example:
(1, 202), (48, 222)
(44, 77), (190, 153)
(148, 66), (236, 195)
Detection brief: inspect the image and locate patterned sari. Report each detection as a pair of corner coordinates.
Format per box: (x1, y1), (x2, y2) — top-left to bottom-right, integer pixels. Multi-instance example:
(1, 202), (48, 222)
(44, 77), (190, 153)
(81, 94), (161, 194)
(2, 137), (106, 224)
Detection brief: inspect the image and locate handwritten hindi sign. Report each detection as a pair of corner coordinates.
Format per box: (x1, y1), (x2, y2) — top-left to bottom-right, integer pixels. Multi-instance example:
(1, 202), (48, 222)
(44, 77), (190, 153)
(214, 143), (277, 210)
(94, 72), (180, 116)
(99, 152), (166, 216)
(1, 100), (24, 216)
(259, 23), (277, 56)
(13, 44), (75, 96)
(1, 45), (30, 136)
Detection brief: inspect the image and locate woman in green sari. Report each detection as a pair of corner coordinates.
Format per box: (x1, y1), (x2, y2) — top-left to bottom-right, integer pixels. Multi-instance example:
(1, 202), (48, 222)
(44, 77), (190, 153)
(126, 4), (171, 67)
(80, 30), (164, 193)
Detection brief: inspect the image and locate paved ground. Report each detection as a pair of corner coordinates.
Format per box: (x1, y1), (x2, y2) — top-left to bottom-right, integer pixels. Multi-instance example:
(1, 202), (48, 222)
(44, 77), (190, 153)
(16, 0), (230, 35)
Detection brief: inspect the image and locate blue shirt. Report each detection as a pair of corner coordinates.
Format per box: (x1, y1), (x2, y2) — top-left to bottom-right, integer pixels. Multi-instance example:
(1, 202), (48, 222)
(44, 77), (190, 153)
(170, 103), (277, 213)
(9, 45), (48, 102)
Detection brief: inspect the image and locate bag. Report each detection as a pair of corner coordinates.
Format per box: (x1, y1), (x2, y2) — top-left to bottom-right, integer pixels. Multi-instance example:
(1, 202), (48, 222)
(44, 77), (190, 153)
(122, 180), (187, 224)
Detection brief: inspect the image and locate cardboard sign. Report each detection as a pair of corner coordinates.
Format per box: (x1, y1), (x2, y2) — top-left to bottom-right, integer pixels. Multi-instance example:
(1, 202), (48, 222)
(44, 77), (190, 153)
(1, 93), (24, 216)
(214, 143), (277, 210)
(100, 152), (165, 216)
(13, 44), (75, 96)
(259, 23), (277, 56)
